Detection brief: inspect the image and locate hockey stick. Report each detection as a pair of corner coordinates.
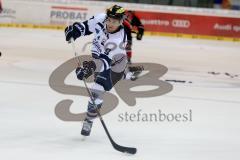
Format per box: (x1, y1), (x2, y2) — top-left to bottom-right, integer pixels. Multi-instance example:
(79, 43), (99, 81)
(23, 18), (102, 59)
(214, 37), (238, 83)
(70, 38), (137, 155)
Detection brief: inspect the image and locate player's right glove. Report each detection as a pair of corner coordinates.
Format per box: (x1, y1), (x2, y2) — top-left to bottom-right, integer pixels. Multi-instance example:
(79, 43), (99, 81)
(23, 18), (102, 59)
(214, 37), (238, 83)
(65, 22), (83, 42)
(75, 61), (96, 80)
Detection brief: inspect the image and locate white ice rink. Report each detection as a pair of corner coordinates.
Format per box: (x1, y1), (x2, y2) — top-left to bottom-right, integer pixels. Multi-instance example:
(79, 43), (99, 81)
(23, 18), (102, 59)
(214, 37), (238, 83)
(0, 28), (240, 160)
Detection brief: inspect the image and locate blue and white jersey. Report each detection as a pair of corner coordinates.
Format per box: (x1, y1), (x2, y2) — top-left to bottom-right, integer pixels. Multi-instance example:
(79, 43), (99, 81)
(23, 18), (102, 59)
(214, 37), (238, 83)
(74, 13), (127, 71)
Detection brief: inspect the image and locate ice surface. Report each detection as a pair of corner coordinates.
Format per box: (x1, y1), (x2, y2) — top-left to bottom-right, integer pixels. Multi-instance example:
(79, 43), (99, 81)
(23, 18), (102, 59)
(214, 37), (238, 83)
(0, 28), (240, 160)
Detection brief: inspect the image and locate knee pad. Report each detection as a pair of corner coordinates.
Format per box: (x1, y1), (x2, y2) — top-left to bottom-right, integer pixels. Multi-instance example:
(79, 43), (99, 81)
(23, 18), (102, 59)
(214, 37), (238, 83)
(95, 69), (113, 91)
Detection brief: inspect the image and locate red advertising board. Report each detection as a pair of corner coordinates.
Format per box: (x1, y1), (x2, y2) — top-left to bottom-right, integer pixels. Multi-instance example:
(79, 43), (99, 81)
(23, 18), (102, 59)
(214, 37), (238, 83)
(135, 11), (240, 38)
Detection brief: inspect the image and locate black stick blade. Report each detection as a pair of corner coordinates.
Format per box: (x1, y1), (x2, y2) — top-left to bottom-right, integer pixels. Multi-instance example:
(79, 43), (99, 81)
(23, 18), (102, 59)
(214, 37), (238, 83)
(113, 143), (137, 154)
(95, 107), (137, 154)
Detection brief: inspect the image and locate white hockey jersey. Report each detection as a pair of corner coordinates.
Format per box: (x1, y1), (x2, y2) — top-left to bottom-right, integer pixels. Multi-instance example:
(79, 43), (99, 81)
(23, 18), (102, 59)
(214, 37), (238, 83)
(74, 13), (127, 71)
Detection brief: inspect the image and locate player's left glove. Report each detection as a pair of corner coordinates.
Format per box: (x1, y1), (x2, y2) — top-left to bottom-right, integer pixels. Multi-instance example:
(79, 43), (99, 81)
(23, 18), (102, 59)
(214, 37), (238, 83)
(136, 28), (144, 40)
(75, 61), (96, 80)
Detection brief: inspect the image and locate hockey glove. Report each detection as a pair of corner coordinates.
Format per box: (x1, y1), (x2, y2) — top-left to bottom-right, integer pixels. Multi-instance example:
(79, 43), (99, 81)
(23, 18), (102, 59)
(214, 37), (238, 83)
(65, 22), (82, 42)
(75, 61), (96, 80)
(136, 28), (144, 40)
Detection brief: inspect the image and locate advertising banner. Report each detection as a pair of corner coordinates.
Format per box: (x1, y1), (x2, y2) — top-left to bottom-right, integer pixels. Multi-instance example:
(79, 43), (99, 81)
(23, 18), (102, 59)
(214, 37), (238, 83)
(135, 11), (240, 38)
(1, 0), (240, 40)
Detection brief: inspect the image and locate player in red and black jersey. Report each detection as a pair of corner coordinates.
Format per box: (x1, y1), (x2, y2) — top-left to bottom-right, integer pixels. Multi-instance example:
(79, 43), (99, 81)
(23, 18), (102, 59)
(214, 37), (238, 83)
(123, 10), (144, 64)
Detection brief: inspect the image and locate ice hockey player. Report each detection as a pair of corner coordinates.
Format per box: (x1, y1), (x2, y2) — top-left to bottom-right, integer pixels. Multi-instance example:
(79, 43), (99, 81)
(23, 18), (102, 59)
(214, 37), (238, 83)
(65, 5), (143, 136)
(123, 10), (144, 64)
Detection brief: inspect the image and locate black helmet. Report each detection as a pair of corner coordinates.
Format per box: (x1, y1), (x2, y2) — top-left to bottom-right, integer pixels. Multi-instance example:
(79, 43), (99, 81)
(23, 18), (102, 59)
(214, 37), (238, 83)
(106, 5), (125, 20)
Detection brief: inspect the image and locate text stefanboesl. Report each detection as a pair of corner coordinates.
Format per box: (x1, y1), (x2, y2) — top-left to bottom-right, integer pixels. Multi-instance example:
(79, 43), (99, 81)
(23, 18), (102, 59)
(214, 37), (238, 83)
(118, 109), (192, 122)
